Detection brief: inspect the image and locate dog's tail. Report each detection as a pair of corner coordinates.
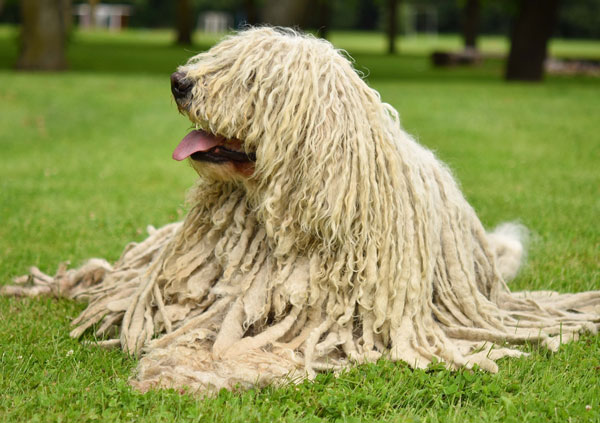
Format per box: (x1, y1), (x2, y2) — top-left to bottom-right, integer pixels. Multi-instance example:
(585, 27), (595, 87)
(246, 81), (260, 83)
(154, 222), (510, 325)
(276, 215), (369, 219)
(487, 223), (529, 282)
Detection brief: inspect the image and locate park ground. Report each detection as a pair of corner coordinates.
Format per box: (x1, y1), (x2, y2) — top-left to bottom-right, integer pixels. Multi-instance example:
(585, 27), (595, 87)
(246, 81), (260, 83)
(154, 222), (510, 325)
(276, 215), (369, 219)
(0, 26), (599, 422)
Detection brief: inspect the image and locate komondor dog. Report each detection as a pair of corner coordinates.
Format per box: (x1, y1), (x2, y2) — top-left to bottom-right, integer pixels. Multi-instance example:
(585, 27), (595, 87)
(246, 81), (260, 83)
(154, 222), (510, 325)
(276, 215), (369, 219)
(3, 27), (600, 394)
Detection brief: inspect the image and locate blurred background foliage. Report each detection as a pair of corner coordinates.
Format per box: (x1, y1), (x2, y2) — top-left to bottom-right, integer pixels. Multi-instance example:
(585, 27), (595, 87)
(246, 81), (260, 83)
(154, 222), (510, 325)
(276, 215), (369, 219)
(1, 0), (600, 38)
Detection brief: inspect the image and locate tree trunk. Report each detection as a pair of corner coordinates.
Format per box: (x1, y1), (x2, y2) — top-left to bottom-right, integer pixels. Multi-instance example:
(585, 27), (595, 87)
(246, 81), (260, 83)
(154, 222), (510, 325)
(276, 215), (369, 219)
(315, 0), (332, 39)
(356, 0), (379, 30)
(243, 0), (258, 25)
(387, 0), (398, 55)
(88, 0), (99, 28)
(63, 0), (73, 33)
(461, 0), (480, 51)
(262, 0), (311, 27)
(505, 0), (560, 81)
(17, 0), (69, 71)
(175, 0), (193, 45)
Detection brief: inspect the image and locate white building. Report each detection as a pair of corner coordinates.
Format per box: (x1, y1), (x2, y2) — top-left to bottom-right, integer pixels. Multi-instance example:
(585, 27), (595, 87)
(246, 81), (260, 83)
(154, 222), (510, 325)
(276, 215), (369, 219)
(74, 3), (133, 31)
(198, 11), (232, 33)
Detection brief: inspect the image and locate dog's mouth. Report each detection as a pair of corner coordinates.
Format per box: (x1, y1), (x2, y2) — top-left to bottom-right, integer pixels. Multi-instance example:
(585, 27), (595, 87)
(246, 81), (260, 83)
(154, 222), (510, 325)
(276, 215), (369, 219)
(173, 129), (256, 165)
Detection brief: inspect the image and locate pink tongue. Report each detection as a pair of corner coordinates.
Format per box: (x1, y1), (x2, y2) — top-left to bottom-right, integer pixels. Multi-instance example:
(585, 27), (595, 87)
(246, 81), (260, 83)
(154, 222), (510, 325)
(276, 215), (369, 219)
(172, 130), (221, 161)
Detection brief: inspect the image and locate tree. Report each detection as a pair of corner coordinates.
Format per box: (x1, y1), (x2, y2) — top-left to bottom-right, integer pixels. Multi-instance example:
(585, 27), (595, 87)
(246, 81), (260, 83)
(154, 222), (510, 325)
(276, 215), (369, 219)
(314, 0), (332, 39)
(17, 0), (70, 71)
(461, 0), (480, 52)
(243, 0), (258, 25)
(386, 0), (399, 54)
(175, 0), (193, 45)
(262, 0), (311, 27)
(356, 0), (379, 30)
(88, 0), (99, 28)
(505, 0), (560, 81)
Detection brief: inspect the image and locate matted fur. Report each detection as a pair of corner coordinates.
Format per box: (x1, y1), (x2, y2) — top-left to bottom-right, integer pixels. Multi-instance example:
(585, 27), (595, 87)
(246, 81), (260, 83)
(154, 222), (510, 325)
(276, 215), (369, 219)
(3, 28), (600, 394)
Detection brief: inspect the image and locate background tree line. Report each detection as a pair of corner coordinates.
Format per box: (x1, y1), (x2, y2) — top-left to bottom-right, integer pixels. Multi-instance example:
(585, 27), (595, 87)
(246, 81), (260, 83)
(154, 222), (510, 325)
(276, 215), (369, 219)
(2, 0), (600, 39)
(3, 0), (598, 81)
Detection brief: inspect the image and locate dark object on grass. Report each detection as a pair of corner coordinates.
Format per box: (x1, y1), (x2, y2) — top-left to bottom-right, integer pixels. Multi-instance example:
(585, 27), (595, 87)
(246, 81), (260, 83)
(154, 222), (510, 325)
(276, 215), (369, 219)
(431, 50), (482, 67)
(546, 58), (600, 77)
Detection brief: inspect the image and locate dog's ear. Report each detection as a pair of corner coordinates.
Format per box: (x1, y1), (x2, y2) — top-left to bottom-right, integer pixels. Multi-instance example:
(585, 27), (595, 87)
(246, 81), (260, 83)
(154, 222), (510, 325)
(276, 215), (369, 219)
(251, 63), (399, 257)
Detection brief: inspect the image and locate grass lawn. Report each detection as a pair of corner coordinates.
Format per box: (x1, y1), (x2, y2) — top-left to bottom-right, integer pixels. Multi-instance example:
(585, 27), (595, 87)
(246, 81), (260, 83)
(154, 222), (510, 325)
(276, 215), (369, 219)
(1, 27), (599, 422)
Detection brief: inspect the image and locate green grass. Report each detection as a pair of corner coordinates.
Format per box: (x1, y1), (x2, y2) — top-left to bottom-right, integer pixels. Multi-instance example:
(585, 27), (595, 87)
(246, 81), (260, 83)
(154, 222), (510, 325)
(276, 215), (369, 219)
(1, 26), (599, 422)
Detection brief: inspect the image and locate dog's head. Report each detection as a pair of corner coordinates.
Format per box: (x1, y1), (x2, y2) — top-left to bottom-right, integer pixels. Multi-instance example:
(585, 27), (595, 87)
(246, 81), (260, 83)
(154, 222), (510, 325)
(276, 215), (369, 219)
(171, 27), (403, 252)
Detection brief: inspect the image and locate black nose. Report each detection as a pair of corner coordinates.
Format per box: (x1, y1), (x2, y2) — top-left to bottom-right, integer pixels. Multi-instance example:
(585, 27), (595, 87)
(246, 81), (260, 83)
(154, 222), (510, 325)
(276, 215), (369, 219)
(170, 71), (192, 101)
